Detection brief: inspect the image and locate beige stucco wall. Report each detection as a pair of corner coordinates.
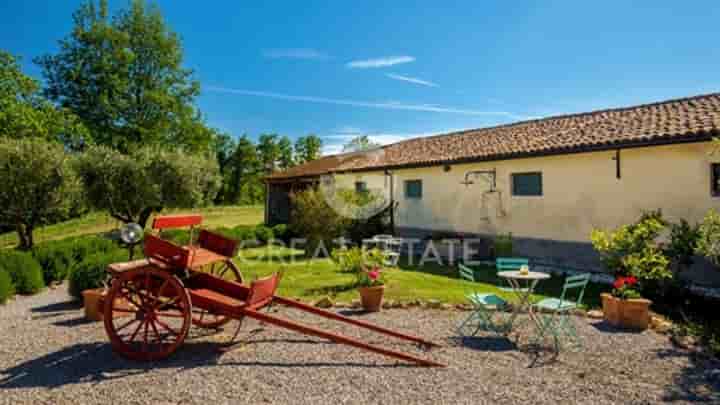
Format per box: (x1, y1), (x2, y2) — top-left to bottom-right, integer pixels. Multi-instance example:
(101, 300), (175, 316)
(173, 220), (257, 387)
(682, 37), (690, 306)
(334, 141), (720, 244)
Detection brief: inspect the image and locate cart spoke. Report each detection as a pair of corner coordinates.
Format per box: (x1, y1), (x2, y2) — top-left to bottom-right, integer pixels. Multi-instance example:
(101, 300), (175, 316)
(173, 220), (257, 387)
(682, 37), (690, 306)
(128, 319), (146, 342)
(156, 310), (186, 318)
(154, 318), (180, 336)
(115, 318), (139, 332)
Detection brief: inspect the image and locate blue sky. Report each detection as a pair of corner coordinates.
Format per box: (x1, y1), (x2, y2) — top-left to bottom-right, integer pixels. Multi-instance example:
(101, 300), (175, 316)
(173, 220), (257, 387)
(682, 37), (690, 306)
(2, 1), (720, 154)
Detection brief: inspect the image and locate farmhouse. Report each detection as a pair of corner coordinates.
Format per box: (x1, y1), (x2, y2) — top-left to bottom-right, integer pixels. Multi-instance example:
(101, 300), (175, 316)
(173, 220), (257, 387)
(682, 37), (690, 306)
(266, 92), (720, 285)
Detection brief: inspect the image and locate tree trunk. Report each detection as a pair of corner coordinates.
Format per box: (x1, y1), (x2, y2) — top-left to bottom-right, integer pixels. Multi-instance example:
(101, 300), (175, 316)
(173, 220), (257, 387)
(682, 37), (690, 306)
(137, 206), (162, 229)
(16, 222), (34, 251)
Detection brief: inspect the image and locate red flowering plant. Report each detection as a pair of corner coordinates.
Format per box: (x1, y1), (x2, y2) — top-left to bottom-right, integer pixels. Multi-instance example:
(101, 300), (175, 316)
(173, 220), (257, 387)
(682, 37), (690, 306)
(611, 276), (642, 300)
(357, 266), (385, 288)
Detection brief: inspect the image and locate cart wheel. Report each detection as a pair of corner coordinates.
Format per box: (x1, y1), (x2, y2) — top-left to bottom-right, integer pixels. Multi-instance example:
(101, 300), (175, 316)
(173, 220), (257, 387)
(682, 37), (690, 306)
(104, 268), (191, 361)
(191, 259), (243, 329)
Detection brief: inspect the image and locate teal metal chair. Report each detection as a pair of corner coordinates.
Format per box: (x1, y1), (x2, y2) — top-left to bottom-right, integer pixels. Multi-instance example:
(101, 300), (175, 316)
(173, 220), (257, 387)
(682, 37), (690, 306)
(496, 257), (530, 292)
(456, 263), (510, 336)
(532, 273), (591, 351)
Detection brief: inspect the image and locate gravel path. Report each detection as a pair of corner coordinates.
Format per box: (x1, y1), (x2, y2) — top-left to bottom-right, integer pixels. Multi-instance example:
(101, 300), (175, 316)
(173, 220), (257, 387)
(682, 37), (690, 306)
(1, 286), (718, 405)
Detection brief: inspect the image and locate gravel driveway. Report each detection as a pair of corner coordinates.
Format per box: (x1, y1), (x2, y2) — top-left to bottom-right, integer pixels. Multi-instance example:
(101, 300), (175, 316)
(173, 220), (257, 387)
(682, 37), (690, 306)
(1, 285), (718, 404)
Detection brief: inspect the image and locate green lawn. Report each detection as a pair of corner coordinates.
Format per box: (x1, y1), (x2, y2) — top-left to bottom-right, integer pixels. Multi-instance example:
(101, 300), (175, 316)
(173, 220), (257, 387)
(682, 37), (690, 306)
(236, 246), (608, 308)
(0, 205), (264, 249)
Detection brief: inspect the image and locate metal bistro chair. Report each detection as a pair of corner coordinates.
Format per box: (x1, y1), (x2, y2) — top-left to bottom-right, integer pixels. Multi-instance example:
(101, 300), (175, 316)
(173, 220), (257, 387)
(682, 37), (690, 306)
(496, 257), (530, 292)
(456, 264), (510, 337)
(532, 273), (591, 351)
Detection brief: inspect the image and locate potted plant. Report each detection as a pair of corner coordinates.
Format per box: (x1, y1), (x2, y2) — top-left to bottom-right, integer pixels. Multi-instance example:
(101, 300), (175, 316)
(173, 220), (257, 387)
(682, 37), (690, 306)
(592, 211), (672, 331)
(601, 276), (652, 330)
(357, 266), (385, 312)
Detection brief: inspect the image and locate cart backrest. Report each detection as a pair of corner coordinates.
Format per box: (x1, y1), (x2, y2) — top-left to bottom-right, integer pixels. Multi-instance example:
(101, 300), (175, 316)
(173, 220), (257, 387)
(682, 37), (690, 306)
(144, 234), (190, 269)
(246, 272), (282, 310)
(152, 214), (203, 230)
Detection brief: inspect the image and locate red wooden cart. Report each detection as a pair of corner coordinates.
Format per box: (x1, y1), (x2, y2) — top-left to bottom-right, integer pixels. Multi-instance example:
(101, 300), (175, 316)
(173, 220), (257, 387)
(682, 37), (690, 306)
(102, 215), (443, 367)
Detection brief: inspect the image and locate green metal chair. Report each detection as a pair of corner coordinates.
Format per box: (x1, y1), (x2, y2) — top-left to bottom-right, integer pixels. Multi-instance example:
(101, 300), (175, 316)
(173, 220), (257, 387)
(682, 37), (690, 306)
(456, 263), (510, 336)
(532, 273), (591, 351)
(496, 257), (530, 292)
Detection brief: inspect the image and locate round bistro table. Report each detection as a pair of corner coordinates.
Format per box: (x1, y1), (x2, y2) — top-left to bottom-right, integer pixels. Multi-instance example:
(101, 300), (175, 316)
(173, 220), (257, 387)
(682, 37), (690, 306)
(497, 270), (551, 333)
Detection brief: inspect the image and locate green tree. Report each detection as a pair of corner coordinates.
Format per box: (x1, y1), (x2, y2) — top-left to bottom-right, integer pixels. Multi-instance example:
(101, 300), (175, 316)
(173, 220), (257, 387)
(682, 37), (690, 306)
(294, 134), (322, 163)
(0, 51), (87, 148)
(0, 138), (82, 250)
(36, 0), (210, 153)
(225, 135), (261, 204)
(277, 135), (294, 170)
(342, 135), (380, 153)
(257, 133), (280, 171)
(75, 145), (221, 228)
(212, 132), (237, 203)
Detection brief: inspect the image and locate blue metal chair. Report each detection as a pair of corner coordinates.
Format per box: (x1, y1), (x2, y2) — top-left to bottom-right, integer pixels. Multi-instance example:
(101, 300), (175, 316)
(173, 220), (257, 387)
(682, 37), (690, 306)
(532, 273), (591, 351)
(456, 263), (510, 336)
(496, 257), (530, 292)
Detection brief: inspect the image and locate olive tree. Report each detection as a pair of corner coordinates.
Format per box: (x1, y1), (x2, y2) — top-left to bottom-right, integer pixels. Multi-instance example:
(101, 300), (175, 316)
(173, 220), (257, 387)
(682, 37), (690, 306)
(76, 145), (221, 228)
(0, 137), (81, 250)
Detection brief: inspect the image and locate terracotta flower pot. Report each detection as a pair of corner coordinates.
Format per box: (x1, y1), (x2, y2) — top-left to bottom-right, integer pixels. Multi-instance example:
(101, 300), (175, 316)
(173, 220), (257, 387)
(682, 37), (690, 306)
(600, 293), (652, 331)
(82, 288), (107, 321)
(358, 285), (385, 312)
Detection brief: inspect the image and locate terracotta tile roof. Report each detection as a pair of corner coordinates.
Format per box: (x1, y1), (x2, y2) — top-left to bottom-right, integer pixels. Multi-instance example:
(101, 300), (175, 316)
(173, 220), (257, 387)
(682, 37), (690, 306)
(266, 152), (370, 180)
(267, 92), (720, 180)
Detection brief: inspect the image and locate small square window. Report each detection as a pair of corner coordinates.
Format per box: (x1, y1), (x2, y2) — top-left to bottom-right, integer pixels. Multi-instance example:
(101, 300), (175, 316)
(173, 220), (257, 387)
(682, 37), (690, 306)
(405, 179), (422, 199)
(712, 164), (720, 196)
(512, 172), (542, 196)
(355, 181), (367, 193)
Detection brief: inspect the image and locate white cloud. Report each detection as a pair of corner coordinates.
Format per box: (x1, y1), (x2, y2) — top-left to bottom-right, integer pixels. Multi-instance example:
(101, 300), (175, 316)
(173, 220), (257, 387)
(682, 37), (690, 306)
(205, 86), (525, 118)
(346, 56), (415, 68)
(263, 48), (328, 60)
(385, 73), (438, 87)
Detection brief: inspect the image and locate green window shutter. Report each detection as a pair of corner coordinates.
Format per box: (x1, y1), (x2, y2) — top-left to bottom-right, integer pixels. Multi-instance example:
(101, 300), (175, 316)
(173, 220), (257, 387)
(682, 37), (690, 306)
(405, 180), (422, 199)
(512, 172), (542, 196)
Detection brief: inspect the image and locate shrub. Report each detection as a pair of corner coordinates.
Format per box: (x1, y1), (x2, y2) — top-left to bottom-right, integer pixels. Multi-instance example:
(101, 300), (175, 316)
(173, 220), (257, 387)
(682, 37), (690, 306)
(68, 236), (119, 262)
(255, 225), (274, 244)
(272, 224), (289, 242)
(0, 268), (14, 304)
(68, 250), (127, 300)
(0, 251), (44, 294)
(232, 225), (260, 247)
(696, 209), (720, 266)
(493, 233), (513, 257)
(665, 219), (700, 273)
(591, 210), (672, 292)
(290, 188), (350, 256)
(33, 240), (76, 284)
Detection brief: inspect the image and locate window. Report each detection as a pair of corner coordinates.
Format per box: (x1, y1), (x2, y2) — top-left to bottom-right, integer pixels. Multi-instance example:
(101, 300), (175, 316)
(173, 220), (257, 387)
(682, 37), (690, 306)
(712, 164), (720, 196)
(404, 179), (423, 199)
(511, 172), (542, 196)
(355, 181), (368, 193)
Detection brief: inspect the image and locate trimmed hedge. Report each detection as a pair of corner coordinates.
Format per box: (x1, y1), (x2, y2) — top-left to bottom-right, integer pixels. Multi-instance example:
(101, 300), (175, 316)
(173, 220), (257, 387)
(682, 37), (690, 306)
(33, 236), (121, 285)
(0, 250), (44, 294)
(0, 268), (14, 304)
(68, 250), (128, 300)
(33, 240), (75, 284)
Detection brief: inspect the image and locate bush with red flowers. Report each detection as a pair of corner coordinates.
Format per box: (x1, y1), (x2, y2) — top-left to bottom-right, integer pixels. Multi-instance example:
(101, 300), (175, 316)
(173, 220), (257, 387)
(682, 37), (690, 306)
(612, 276), (642, 300)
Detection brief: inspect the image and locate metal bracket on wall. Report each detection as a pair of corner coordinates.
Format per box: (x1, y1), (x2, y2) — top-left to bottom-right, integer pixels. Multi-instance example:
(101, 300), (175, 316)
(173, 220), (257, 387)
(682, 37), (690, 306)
(460, 169), (497, 191)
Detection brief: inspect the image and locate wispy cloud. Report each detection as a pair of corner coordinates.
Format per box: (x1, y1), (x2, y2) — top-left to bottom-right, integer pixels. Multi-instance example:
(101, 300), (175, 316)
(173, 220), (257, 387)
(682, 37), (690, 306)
(346, 56), (415, 68)
(205, 86), (524, 118)
(385, 73), (438, 87)
(263, 48), (329, 60)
